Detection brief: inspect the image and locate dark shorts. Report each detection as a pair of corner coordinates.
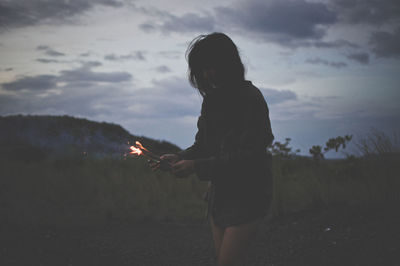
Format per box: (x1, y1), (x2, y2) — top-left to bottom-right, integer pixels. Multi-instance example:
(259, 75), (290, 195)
(210, 206), (270, 228)
(204, 185), (272, 228)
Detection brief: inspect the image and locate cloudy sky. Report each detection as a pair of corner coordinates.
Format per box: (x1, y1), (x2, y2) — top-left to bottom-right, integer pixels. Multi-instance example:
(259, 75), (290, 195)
(0, 0), (399, 158)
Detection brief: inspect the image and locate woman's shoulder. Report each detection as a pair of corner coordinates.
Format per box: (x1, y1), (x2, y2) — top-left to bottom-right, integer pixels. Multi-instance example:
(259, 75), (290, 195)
(240, 80), (268, 107)
(201, 80), (267, 111)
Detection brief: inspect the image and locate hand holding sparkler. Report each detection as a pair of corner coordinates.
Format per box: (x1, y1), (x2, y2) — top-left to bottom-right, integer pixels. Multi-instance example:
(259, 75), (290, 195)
(149, 153), (180, 171)
(148, 159), (172, 172)
(129, 141), (171, 171)
(129, 141), (195, 176)
(157, 154), (195, 178)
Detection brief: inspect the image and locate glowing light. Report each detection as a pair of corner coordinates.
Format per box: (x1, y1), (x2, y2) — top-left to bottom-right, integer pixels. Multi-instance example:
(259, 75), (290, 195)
(135, 141), (149, 152)
(130, 145), (143, 155)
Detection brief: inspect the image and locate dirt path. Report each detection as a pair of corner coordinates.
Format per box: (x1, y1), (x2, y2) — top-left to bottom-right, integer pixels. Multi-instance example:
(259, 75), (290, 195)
(1, 203), (399, 266)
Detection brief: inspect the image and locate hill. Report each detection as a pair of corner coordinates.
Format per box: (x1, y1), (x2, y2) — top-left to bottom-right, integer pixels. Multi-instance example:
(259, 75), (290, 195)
(0, 115), (181, 162)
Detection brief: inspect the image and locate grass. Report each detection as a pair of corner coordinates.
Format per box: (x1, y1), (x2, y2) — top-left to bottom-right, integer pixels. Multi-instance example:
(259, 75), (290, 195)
(270, 153), (400, 217)
(1, 150), (399, 228)
(0, 157), (207, 227)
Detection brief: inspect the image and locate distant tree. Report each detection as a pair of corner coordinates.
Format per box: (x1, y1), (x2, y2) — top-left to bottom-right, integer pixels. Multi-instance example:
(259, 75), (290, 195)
(354, 127), (400, 156)
(269, 138), (300, 159)
(309, 135), (353, 160)
(309, 145), (324, 160)
(324, 135), (353, 152)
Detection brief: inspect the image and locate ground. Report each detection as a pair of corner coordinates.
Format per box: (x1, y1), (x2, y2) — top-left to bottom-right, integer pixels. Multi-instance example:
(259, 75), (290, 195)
(1, 203), (399, 266)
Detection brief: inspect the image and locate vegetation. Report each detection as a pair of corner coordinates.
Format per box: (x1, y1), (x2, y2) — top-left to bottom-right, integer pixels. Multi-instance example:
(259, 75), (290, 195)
(0, 157), (208, 227)
(308, 135), (353, 161)
(268, 137), (300, 159)
(1, 115), (399, 228)
(353, 127), (400, 156)
(0, 114), (181, 161)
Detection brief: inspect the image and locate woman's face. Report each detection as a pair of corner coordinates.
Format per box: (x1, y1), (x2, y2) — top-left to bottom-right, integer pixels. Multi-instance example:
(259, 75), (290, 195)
(202, 68), (218, 89)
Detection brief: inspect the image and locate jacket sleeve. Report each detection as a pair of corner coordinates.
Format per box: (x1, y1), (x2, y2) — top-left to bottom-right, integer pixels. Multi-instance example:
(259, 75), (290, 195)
(176, 115), (205, 160)
(194, 91), (274, 181)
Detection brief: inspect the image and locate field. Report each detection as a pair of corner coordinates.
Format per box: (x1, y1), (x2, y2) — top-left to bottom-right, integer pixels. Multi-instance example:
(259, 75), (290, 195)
(1, 153), (399, 227)
(1, 152), (399, 265)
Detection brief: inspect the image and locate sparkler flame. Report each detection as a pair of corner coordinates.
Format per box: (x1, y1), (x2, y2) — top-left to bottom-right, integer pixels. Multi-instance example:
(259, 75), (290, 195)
(134, 141), (149, 152)
(129, 141), (171, 171)
(129, 145), (143, 156)
(129, 141), (158, 161)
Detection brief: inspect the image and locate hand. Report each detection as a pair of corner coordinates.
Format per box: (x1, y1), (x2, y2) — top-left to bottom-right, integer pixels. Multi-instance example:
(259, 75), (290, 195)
(149, 160), (171, 171)
(149, 154), (179, 171)
(160, 154), (180, 164)
(171, 160), (195, 178)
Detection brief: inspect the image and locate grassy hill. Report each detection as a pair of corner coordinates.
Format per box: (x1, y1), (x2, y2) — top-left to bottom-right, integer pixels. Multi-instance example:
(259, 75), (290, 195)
(0, 115), (180, 162)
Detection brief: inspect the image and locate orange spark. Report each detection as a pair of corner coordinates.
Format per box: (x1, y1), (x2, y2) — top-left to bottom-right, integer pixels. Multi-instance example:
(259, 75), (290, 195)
(135, 141), (149, 152)
(130, 145), (143, 156)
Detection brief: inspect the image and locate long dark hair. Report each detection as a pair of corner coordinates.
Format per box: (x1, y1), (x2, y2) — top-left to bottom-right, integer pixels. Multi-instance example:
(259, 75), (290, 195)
(186, 32), (246, 96)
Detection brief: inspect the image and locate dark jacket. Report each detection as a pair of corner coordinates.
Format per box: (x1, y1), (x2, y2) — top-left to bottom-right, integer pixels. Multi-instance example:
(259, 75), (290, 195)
(178, 80), (274, 226)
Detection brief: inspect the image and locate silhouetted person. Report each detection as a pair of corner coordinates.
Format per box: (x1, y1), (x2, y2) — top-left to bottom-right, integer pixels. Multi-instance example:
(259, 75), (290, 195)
(159, 32), (274, 266)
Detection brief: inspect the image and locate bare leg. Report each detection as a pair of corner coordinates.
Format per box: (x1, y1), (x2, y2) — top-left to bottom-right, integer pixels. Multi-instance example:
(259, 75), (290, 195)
(217, 218), (262, 266)
(210, 215), (224, 260)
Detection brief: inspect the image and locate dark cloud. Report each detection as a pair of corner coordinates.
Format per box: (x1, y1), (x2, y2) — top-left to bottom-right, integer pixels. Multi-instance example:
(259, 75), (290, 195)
(1, 67), (13, 72)
(155, 65), (171, 73)
(36, 45), (49, 50)
(311, 39), (359, 49)
(1, 74), (58, 91)
(79, 52), (91, 57)
(0, 82), (122, 117)
(104, 51), (146, 61)
(328, 0), (400, 59)
(161, 12), (215, 33)
(260, 88), (298, 105)
(346, 52), (370, 64)
(306, 57), (347, 68)
(369, 27), (400, 58)
(0, 74), (199, 125)
(139, 0), (339, 48)
(35, 57), (95, 65)
(310, 95), (341, 102)
(0, 0), (124, 30)
(1, 61), (131, 92)
(36, 45), (65, 57)
(214, 0), (337, 45)
(284, 39), (359, 50)
(59, 66), (132, 83)
(81, 61), (102, 68)
(157, 51), (181, 60)
(140, 12), (215, 34)
(44, 49), (65, 57)
(139, 23), (157, 33)
(330, 0), (400, 25)
(36, 58), (63, 64)
(0, 61), (135, 125)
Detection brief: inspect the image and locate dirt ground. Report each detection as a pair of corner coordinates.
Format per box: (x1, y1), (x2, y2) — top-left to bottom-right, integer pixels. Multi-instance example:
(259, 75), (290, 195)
(1, 203), (399, 266)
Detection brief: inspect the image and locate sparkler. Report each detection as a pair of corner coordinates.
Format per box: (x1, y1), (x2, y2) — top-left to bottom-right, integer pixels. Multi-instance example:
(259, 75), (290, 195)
(129, 141), (171, 170)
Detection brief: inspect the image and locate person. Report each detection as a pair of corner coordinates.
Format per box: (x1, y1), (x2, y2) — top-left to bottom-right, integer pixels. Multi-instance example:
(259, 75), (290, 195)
(156, 32), (274, 266)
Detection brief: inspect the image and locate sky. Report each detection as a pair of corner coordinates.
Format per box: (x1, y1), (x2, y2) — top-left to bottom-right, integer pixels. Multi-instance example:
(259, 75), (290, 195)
(0, 0), (399, 158)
